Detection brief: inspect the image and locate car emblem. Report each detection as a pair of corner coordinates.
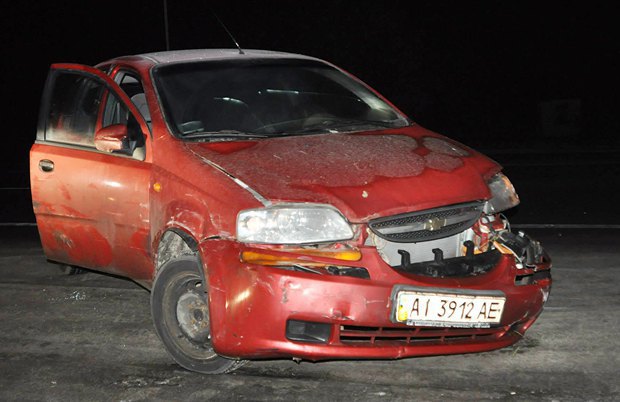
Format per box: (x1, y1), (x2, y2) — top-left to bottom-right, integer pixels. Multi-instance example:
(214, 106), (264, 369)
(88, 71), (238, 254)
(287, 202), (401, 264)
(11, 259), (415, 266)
(424, 217), (446, 231)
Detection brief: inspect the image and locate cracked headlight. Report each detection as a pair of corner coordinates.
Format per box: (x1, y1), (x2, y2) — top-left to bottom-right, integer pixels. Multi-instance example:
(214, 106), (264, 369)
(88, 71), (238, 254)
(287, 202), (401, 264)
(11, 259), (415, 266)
(483, 173), (520, 213)
(237, 204), (354, 244)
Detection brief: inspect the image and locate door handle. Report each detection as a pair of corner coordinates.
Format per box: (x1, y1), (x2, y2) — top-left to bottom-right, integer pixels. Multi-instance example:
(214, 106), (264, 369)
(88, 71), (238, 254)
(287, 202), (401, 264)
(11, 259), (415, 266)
(39, 159), (55, 172)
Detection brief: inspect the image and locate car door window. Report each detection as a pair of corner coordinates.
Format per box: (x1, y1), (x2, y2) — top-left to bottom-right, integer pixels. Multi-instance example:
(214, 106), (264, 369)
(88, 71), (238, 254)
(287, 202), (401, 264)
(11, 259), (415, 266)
(45, 72), (104, 147)
(102, 90), (129, 127)
(45, 70), (145, 155)
(113, 72), (151, 127)
(101, 91), (145, 151)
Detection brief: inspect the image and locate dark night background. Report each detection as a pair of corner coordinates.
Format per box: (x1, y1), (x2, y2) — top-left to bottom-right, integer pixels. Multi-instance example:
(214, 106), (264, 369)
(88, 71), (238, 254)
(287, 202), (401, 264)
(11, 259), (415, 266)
(1, 1), (619, 224)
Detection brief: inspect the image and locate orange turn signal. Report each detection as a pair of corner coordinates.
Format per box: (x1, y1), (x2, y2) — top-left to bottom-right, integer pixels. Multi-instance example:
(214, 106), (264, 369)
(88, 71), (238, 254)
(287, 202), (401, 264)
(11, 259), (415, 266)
(284, 247), (362, 261)
(241, 248), (361, 266)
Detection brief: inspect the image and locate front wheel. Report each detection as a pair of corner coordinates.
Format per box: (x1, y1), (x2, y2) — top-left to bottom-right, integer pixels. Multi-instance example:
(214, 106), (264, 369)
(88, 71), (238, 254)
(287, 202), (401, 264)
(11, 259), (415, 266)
(151, 256), (245, 374)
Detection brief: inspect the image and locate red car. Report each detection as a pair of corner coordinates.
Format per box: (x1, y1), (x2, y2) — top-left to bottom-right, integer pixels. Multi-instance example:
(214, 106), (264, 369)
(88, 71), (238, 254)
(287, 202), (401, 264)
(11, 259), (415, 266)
(30, 49), (551, 374)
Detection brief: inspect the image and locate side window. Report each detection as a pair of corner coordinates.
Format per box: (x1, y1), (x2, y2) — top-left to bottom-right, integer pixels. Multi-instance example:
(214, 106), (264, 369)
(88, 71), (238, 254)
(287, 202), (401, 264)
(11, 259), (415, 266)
(46, 72), (104, 146)
(114, 72), (151, 127)
(102, 91), (129, 127)
(101, 91), (145, 148)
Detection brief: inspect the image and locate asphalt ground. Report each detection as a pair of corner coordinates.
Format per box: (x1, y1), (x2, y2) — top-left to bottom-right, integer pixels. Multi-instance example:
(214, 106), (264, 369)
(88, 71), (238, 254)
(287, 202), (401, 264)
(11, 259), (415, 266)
(0, 226), (619, 401)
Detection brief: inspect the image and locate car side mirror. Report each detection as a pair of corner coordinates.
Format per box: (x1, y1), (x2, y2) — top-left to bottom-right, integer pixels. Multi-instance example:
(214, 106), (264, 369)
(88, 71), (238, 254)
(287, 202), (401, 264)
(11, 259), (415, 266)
(94, 124), (128, 153)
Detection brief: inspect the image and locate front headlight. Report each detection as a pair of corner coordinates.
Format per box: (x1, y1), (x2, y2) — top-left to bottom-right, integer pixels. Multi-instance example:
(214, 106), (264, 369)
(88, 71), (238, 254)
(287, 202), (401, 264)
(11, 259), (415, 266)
(483, 173), (520, 213)
(237, 204), (354, 244)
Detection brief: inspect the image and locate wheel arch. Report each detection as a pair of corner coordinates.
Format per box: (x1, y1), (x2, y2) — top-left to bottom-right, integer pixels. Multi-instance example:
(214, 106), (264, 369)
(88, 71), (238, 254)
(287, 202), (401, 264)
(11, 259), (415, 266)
(154, 228), (207, 286)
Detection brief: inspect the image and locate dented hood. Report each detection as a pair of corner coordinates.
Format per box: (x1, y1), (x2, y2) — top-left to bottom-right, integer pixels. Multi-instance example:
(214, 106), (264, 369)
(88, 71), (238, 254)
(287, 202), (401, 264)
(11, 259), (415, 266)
(185, 126), (501, 222)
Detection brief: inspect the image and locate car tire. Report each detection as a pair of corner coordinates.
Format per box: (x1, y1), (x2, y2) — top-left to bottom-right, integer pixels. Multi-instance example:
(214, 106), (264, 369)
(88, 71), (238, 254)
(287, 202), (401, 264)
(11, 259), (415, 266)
(151, 255), (245, 374)
(59, 264), (87, 275)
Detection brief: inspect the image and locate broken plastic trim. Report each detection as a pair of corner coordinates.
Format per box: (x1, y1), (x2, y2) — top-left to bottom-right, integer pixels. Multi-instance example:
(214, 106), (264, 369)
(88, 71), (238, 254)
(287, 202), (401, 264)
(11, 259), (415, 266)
(515, 270), (551, 286)
(495, 231), (546, 267)
(326, 266), (370, 279)
(275, 264), (370, 279)
(395, 248), (501, 278)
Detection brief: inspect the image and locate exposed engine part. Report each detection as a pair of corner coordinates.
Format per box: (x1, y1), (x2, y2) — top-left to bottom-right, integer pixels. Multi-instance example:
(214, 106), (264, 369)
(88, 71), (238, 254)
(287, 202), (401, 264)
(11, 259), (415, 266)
(368, 207), (547, 277)
(366, 212), (502, 267)
(368, 228), (474, 266)
(396, 248), (501, 278)
(472, 214), (508, 253)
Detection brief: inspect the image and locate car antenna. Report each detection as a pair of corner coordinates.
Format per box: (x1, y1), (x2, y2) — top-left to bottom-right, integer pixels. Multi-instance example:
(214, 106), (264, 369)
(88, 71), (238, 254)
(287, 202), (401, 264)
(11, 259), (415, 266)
(212, 11), (245, 55)
(163, 0), (170, 50)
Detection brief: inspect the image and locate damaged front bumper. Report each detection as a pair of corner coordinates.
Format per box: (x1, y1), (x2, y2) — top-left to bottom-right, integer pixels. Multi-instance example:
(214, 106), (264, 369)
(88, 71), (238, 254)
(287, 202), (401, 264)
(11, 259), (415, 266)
(199, 230), (551, 361)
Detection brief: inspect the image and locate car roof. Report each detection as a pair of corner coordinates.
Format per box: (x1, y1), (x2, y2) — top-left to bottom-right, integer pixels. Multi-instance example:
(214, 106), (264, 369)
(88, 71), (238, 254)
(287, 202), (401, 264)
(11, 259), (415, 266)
(134, 49), (321, 65)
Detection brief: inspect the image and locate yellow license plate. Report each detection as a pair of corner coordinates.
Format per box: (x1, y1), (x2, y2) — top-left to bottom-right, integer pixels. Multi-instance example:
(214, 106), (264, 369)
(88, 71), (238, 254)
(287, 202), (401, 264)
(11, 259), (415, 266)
(395, 291), (505, 328)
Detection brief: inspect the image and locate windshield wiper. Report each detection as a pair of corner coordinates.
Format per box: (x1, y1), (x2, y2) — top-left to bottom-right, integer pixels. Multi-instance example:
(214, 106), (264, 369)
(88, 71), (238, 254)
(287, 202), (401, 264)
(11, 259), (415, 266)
(181, 130), (270, 141)
(290, 119), (397, 134)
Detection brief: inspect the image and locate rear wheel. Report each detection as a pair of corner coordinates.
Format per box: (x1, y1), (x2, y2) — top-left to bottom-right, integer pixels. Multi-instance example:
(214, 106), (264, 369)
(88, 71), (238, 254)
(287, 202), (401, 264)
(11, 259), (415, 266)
(151, 256), (245, 374)
(59, 264), (87, 275)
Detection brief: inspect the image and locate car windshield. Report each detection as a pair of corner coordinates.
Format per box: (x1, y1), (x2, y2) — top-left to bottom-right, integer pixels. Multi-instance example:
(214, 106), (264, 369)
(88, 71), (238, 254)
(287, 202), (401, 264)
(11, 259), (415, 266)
(153, 59), (410, 139)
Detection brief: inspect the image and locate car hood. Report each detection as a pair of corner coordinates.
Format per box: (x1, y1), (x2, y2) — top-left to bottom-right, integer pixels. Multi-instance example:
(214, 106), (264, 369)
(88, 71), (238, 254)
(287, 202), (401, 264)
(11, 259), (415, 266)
(185, 125), (501, 222)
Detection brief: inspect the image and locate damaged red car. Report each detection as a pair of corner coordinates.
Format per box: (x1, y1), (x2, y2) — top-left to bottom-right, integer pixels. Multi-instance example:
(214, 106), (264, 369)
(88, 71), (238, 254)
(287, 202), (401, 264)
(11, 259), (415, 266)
(30, 49), (551, 374)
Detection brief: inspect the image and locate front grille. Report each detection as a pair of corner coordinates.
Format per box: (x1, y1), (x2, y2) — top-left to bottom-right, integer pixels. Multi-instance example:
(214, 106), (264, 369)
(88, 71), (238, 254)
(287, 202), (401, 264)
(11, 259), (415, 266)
(339, 324), (509, 345)
(368, 202), (483, 243)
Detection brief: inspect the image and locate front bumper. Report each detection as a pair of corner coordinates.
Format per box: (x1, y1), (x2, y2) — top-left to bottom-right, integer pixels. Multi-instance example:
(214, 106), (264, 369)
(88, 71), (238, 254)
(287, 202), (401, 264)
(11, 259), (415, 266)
(200, 239), (551, 361)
